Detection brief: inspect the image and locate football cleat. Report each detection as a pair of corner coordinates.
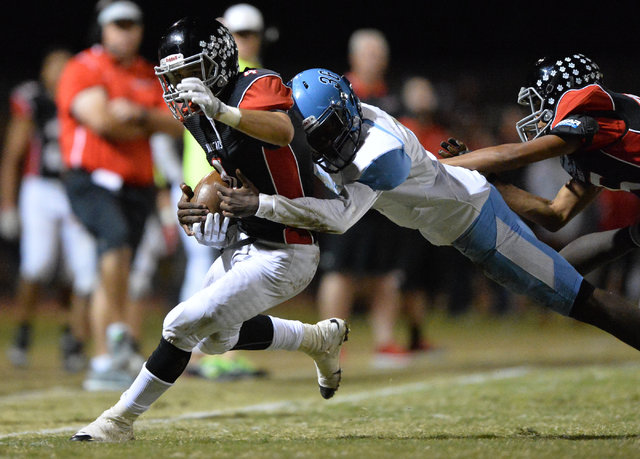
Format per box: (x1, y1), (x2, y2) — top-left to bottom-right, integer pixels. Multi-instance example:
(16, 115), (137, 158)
(70, 408), (134, 442)
(60, 328), (87, 373)
(82, 367), (135, 392)
(301, 318), (349, 399)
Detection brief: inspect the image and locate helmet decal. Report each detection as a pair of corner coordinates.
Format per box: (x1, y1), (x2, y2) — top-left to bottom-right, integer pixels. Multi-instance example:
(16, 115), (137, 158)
(155, 18), (239, 120)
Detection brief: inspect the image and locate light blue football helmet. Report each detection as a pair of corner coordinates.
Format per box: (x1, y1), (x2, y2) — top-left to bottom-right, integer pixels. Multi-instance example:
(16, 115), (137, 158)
(288, 68), (362, 172)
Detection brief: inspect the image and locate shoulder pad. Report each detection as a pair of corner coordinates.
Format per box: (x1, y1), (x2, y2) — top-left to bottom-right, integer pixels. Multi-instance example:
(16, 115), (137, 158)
(549, 114), (599, 144)
(357, 148), (411, 191)
(552, 84), (614, 128)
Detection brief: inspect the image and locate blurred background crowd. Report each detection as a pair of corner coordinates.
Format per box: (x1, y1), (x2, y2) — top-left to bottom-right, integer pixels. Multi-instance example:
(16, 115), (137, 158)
(2, 0), (640, 383)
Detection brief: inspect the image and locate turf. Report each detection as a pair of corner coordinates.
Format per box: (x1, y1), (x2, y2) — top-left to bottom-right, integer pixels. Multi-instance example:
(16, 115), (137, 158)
(1, 295), (640, 458)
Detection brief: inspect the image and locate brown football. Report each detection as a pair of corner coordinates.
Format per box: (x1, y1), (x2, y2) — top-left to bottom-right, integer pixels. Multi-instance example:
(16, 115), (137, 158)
(192, 170), (228, 213)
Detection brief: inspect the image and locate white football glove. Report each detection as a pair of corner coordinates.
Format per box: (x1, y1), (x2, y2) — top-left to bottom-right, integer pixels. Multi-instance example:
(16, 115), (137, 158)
(0, 207), (20, 240)
(193, 212), (230, 248)
(176, 77), (241, 127)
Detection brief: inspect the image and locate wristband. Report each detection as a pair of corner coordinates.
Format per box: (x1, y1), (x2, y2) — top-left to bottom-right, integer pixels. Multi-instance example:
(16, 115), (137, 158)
(215, 106), (241, 127)
(256, 194), (274, 218)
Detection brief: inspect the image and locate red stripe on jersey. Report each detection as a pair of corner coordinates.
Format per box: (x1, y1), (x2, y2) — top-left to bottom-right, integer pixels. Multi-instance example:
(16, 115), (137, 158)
(262, 145), (313, 245)
(238, 74), (293, 111)
(552, 84), (614, 129)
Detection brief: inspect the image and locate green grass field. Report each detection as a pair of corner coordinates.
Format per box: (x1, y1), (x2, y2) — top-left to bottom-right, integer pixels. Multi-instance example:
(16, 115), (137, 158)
(1, 295), (640, 458)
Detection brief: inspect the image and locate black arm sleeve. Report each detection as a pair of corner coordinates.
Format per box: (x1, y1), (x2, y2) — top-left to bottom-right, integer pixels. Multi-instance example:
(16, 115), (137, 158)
(548, 114), (600, 147)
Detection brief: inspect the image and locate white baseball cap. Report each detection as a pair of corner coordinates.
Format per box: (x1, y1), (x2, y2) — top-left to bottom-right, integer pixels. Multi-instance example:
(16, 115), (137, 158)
(223, 3), (264, 33)
(97, 1), (143, 25)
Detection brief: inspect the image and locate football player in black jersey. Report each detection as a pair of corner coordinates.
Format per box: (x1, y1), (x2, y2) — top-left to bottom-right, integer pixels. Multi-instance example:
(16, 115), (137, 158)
(71, 17), (348, 442)
(1, 48), (96, 372)
(441, 53), (640, 276)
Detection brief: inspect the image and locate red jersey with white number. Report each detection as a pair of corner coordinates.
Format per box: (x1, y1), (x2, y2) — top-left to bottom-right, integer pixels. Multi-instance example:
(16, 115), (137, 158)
(57, 45), (165, 186)
(549, 84), (640, 191)
(182, 68), (316, 245)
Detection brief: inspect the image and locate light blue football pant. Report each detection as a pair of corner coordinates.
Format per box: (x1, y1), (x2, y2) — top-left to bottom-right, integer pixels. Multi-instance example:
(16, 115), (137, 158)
(452, 186), (584, 316)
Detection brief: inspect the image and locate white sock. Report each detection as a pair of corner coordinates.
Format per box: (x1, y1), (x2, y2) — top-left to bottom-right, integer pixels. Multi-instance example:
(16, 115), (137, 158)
(112, 363), (172, 419)
(267, 316), (305, 351)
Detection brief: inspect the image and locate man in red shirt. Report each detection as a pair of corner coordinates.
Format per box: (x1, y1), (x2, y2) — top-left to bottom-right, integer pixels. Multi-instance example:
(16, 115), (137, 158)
(57, 0), (182, 391)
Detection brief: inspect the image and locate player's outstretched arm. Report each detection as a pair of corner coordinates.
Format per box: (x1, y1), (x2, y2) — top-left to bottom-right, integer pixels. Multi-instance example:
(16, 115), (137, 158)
(256, 182), (379, 234)
(494, 178), (601, 232)
(560, 226), (640, 275)
(218, 169), (380, 234)
(441, 135), (580, 174)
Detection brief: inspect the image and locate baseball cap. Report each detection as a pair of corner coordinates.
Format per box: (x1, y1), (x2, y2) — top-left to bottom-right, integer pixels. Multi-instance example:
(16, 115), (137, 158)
(97, 1), (143, 25)
(223, 3), (264, 33)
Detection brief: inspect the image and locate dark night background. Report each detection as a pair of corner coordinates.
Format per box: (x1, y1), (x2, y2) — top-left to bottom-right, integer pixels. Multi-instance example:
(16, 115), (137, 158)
(3, 0), (640, 101)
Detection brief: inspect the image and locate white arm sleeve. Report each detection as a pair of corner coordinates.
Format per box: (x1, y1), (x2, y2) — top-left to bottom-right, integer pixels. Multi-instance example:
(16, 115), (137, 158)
(150, 133), (183, 185)
(255, 182), (380, 234)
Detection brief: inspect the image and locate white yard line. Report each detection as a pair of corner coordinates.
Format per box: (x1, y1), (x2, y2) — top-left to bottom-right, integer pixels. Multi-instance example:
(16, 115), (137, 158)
(0, 386), (80, 404)
(0, 366), (530, 440)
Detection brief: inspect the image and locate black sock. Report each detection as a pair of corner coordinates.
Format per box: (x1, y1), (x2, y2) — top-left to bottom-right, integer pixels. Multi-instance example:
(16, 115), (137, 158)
(568, 279), (597, 319)
(14, 322), (32, 349)
(232, 315), (274, 350)
(145, 338), (192, 383)
(408, 325), (422, 350)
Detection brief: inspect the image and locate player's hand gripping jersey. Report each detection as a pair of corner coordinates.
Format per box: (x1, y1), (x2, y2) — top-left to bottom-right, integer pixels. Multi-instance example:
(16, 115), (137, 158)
(550, 84), (640, 191)
(183, 69), (317, 245)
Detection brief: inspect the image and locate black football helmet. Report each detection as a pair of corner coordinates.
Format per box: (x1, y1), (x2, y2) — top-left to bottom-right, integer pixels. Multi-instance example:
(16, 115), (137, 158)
(155, 17), (239, 120)
(516, 53), (603, 142)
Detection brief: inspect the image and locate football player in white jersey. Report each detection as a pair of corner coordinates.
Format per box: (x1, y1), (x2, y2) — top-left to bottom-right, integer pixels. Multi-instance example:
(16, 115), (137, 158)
(218, 68), (640, 355)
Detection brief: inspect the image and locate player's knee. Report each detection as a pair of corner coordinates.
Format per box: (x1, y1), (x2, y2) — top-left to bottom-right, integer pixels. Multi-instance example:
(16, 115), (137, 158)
(162, 301), (224, 352)
(162, 303), (194, 351)
(197, 330), (240, 355)
(99, 226), (129, 254)
(72, 270), (97, 297)
(20, 259), (56, 284)
(128, 271), (152, 301)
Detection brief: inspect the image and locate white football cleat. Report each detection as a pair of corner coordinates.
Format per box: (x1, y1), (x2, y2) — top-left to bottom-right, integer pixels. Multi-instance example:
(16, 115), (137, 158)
(301, 318), (349, 399)
(70, 408), (134, 442)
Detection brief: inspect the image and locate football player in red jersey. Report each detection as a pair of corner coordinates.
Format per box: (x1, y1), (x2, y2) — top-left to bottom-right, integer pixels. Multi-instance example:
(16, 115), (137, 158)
(71, 17), (348, 442)
(441, 53), (640, 275)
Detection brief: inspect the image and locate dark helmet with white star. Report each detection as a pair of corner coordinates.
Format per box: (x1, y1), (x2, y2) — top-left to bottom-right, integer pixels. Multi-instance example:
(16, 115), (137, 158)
(515, 53), (603, 142)
(154, 17), (239, 120)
